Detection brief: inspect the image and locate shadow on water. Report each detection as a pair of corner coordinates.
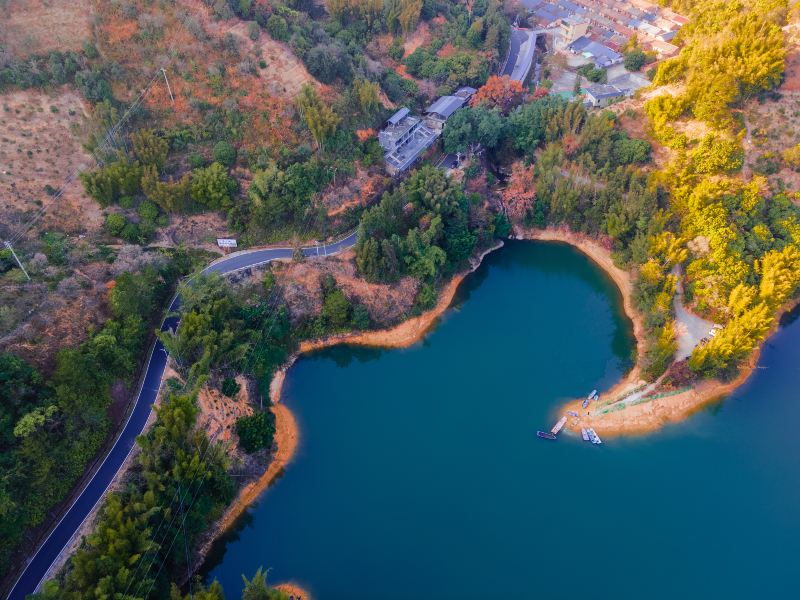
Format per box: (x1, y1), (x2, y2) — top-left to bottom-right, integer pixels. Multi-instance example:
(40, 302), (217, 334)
(779, 301), (800, 328)
(304, 344), (385, 368)
(200, 510), (255, 576)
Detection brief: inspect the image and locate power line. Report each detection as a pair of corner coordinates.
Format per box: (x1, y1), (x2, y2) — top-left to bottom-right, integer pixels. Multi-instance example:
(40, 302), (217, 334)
(137, 442), (233, 600)
(121, 434), (217, 599)
(5, 69), (165, 249)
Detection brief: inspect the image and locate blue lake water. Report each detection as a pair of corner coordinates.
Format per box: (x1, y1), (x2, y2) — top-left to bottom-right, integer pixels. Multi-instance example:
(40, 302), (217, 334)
(203, 241), (800, 599)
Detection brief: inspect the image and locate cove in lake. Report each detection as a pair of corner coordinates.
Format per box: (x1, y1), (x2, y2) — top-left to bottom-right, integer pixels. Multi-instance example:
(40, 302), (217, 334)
(202, 241), (800, 599)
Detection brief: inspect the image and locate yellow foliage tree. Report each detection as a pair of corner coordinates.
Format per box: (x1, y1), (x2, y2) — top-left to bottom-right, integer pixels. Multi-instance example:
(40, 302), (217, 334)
(757, 245), (800, 307)
(296, 85), (340, 150)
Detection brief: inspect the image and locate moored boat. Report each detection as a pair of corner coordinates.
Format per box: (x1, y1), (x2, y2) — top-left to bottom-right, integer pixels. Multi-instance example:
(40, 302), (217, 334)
(550, 416), (568, 435)
(567, 410), (579, 418)
(581, 428), (589, 441)
(586, 428), (602, 445)
(537, 431), (557, 440)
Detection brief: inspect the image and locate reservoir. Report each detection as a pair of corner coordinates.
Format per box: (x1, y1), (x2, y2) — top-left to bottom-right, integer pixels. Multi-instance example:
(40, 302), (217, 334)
(202, 241), (800, 599)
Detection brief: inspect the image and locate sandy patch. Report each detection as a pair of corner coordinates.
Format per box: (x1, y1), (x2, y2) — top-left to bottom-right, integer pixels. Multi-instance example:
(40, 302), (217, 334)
(403, 21), (431, 56)
(275, 582), (311, 599)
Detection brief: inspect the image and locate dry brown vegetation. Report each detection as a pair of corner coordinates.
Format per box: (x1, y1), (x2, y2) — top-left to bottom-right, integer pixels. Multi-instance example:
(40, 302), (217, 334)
(0, 0), (93, 59)
(739, 21), (800, 195)
(196, 375), (254, 446)
(0, 0), (330, 369)
(0, 88), (103, 235)
(0, 245), (166, 374)
(93, 0), (318, 154)
(0, 89), (113, 370)
(271, 251), (418, 326)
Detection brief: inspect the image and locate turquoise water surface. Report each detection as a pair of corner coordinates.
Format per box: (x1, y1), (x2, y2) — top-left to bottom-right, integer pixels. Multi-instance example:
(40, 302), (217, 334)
(203, 241), (800, 599)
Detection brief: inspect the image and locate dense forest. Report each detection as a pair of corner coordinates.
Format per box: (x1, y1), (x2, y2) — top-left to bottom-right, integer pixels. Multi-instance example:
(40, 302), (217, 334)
(0, 250), (207, 577)
(645, 0), (800, 376)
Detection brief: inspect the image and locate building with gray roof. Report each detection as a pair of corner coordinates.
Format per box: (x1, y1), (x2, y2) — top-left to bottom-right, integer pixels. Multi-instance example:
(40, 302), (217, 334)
(568, 36), (622, 68)
(584, 84), (625, 107)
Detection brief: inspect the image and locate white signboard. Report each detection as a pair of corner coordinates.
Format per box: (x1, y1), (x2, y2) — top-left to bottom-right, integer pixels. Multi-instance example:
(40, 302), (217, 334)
(217, 238), (238, 248)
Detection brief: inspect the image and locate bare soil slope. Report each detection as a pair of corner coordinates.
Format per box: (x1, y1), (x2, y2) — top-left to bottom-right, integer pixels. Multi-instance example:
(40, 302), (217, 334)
(0, 0), (93, 59)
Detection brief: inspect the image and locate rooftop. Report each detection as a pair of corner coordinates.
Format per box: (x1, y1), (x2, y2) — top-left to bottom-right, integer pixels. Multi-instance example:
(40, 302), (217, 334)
(379, 114), (421, 148)
(426, 95), (467, 119)
(585, 84), (625, 99)
(384, 124), (439, 172)
(609, 72), (650, 93)
(454, 86), (477, 98)
(387, 107), (410, 125)
(570, 36), (622, 64)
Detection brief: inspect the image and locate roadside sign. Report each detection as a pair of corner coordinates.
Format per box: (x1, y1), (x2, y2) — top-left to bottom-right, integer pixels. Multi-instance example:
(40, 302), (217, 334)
(217, 238), (238, 248)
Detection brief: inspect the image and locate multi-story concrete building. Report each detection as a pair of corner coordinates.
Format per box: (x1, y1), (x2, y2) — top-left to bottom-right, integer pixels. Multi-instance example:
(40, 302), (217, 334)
(558, 15), (589, 49)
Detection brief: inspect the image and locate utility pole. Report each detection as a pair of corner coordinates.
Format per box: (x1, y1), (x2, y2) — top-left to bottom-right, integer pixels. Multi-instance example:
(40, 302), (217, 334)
(4, 241), (30, 281)
(161, 68), (175, 105)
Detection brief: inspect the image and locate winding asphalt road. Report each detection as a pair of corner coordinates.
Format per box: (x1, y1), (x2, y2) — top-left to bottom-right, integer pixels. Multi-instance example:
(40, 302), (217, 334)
(7, 231), (358, 600)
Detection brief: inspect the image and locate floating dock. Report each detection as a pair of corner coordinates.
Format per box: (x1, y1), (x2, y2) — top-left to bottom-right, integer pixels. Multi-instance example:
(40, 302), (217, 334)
(550, 416), (567, 435)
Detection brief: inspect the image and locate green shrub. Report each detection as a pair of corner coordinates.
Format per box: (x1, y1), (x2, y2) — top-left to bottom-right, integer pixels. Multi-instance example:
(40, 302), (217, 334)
(235, 411), (276, 453)
(322, 289), (352, 328)
(221, 376), (241, 397)
(415, 283), (437, 311)
(137, 199), (159, 222)
(388, 38), (404, 61)
(212, 140), (237, 167)
(104, 213), (126, 237)
(351, 304), (370, 330)
(266, 15), (289, 42)
(247, 21), (260, 41)
(188, 152), (206, 169)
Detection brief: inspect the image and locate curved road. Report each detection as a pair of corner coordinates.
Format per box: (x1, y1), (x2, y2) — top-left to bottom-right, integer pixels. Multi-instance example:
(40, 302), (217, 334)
(7, 231), (358, 600)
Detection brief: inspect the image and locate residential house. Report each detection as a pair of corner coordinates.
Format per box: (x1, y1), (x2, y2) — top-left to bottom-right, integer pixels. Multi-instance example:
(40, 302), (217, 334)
(569, 36), (623, 68)
(584, 83), (625, 107)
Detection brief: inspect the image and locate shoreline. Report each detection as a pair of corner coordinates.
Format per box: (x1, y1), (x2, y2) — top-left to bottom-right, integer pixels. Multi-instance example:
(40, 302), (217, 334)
(194, 241), (504, 580)
(195, 228), (791, 578)
(518, 227), (795, 438)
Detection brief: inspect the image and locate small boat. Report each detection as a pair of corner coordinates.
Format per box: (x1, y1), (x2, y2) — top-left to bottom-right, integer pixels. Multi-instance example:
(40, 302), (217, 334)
(567, 410), (579, 418)
(586, 428), (602, 445)
(581, 428), (589, 442)
(537, 431), (557, 440)
(550, 416), (567, 435)
(588, 389), (598, 400)
(582, 397), (590, 409)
